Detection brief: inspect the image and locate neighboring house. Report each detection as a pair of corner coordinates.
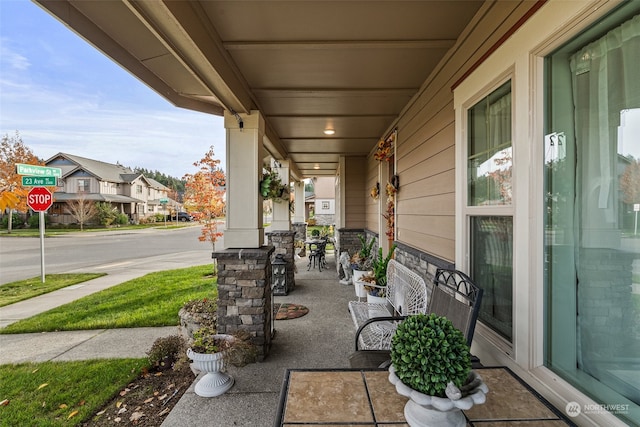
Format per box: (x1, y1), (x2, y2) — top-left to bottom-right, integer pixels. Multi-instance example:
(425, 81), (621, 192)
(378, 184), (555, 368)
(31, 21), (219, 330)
(305, 177), (335, 225)
(45, 153), (177, 224)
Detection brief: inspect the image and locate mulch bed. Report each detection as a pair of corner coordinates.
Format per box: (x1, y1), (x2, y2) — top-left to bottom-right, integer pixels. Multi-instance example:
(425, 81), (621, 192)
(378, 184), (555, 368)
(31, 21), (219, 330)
(82, 305), (306, 425)
(81, 363), (194, 427)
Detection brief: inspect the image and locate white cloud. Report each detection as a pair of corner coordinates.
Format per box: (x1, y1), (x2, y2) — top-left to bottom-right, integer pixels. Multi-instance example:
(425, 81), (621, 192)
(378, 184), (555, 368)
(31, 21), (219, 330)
(0, 38), (30, 71)
(0, 23), (226, 179)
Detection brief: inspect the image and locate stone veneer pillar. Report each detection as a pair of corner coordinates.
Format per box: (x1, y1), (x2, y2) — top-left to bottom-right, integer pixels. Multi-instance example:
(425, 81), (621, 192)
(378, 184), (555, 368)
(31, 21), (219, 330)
(214, 246), (274, 361)
(266, 230), (295, 295)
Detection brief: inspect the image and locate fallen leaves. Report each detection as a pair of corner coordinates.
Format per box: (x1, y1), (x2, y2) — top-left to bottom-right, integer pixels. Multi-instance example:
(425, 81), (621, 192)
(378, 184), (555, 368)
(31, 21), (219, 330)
(37, 383), (49, 390)
(129, 411), (145, 422)
(83, 363), (194, 426)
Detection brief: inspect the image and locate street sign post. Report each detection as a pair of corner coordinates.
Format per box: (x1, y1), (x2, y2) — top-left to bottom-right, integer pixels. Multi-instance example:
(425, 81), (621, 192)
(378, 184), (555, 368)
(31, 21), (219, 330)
(27, 187), (54, 212)
(16, 163), (62, 178)
(22, 176), (57, 186)
(160, 198), (168, 226)
(26, 187), (53, 283)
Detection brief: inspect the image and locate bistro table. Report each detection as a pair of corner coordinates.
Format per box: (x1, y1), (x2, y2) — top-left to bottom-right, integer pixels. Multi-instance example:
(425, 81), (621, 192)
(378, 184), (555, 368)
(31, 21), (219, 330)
(274, 367), (576, 426)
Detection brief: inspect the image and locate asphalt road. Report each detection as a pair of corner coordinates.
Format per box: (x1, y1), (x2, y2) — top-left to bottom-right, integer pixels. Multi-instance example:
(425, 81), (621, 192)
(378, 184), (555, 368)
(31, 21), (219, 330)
(0, 225), (213, 285)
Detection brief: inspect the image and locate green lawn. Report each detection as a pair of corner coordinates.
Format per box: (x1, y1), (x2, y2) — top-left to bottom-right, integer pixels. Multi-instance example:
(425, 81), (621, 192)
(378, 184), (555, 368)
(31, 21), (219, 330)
(0, 264), (216, 334)
(0, 359), (147, 427)
(0, 274), (106, 307)
(0, 263), (217, 426)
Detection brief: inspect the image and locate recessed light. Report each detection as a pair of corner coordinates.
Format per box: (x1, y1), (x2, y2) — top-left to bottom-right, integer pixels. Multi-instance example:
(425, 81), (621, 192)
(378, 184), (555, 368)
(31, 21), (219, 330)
(323, 129), (335, 135)
(313, 164), (320, 169)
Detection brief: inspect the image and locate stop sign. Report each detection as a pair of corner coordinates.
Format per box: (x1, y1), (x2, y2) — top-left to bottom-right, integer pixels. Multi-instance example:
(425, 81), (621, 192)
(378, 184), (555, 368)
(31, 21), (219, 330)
(27, 187), (53, 212)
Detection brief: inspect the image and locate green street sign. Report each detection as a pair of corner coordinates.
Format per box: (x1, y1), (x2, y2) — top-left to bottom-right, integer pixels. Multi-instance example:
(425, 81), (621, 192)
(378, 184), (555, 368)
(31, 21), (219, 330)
(159, 197), (169, 204)
(16, 163), (62, 178)
(22, 176), (57, 186)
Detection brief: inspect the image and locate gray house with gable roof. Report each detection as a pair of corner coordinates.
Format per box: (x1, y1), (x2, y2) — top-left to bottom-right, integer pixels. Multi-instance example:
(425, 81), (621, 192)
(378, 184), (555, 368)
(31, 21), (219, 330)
(44, 153), (177, 224)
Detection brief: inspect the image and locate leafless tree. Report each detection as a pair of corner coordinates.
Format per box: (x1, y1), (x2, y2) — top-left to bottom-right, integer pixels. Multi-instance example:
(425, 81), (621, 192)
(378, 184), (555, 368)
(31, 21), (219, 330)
(67, 192), (97, 231)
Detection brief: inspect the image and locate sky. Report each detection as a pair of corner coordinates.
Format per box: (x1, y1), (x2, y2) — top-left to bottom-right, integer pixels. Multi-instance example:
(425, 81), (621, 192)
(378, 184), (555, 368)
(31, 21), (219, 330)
(0, 0), (226, 179)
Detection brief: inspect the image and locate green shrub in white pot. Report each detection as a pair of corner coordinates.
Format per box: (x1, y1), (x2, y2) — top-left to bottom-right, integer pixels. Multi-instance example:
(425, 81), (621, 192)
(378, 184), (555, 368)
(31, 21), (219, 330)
(389, 313), (488, 427)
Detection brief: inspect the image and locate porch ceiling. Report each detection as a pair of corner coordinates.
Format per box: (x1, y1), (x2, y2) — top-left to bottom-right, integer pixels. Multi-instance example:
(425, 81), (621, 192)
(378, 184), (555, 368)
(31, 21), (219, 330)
(34, 0), (483, 180)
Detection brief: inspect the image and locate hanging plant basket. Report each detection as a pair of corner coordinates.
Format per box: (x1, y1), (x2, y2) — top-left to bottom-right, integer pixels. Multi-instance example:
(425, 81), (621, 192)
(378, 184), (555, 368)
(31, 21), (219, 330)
(260, 167), (288, 202)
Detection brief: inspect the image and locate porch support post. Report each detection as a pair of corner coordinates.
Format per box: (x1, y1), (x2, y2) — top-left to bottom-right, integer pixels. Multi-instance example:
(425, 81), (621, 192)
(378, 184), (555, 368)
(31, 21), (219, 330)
(222, 110), (265, 249)
(293, 181), (306, 223)
(269, 159), (291, 231)
(214, 246), (274, 360)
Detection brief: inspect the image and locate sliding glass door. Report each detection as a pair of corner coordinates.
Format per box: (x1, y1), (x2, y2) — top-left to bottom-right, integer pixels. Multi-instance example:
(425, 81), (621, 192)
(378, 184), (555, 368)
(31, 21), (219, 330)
(545, 5), (640, 424)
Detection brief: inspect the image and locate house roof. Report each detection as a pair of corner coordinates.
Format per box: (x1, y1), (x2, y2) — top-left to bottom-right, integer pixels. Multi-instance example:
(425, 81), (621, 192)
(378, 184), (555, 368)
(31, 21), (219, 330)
(47, 153), (139, 183)
(53, 193), (143, 204)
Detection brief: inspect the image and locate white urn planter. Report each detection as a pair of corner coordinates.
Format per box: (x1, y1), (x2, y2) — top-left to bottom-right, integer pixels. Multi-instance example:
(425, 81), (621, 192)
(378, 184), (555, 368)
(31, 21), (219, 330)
(187, 334), (235, 397)
(352, 269), (371, 298)
(388, 366), (488, 427)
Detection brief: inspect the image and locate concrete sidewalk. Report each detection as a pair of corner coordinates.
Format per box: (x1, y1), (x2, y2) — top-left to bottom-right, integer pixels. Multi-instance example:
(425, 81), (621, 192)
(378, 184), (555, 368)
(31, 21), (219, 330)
(0, 249), (356, 426)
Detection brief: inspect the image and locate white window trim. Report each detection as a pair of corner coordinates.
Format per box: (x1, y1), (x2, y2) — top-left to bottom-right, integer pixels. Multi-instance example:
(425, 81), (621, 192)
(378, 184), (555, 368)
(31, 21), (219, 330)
(456, 71), (516, 356)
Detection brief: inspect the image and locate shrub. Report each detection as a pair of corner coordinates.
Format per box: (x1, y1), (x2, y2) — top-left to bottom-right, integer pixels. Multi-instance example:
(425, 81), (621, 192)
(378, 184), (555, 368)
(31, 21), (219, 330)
(115, 213), (129, 225)
(391, 313), (471, 397)
(1, 213), (25, 229)
(27, 213), (50, 229)
(95, 202), (117, 226)
(147, 335), (188, 371)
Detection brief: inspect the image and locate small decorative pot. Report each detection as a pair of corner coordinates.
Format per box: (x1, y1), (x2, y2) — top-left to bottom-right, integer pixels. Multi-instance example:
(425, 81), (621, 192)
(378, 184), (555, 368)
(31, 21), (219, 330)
(352, 269), (371, 298)
(388, 366), (488, 427)
(187, 334), (235, 397)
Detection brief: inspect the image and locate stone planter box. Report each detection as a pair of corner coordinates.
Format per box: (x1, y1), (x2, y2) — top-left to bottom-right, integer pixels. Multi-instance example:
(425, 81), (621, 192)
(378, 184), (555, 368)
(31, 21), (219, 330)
(179, 307), (216, 340)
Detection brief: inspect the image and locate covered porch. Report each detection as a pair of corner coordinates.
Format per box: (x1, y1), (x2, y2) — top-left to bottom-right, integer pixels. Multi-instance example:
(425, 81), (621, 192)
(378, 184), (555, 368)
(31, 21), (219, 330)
(163, 253), (574, 426)
(33, 1), (639, 425)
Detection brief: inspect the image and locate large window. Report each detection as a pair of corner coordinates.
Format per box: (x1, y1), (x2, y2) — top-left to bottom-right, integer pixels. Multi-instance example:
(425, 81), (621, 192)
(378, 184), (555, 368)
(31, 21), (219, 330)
(468, 81), (512, 206)
(545, 5), (640, 424)
(467, 81), (514, 342)
(77, 179), (89, 193)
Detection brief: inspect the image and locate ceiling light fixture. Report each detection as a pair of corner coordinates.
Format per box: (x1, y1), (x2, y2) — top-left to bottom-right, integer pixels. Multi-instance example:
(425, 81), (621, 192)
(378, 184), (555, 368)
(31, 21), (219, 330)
(323, 129), (335, 135)
(313, 164), (320, 169)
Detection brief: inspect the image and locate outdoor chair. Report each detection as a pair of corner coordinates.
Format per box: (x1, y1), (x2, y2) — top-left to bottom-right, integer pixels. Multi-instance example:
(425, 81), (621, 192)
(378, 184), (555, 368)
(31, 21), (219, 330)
(307, 238), (327, 271)
(348, 267), (483, 369)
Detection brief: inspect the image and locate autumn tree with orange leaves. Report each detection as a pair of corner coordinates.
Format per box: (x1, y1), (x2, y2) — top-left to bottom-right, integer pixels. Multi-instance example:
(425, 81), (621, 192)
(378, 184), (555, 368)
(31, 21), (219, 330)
(620, 159), (640, 205)
(183, 146), (226, 255)
(0, 132), (48, 232)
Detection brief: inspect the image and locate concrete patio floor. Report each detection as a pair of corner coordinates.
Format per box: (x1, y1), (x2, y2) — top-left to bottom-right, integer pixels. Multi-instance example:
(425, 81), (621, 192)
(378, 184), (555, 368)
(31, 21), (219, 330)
(161, 249), (356, 426)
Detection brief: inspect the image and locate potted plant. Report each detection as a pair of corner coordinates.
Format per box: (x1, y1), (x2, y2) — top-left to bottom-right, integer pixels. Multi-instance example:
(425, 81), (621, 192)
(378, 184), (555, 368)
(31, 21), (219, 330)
(362, 244), (396, 304)
(186, 326), (236, 397)
(388, 314), (488, 426)
(351, 234), (375, 298)
(260, 167), (288, 202)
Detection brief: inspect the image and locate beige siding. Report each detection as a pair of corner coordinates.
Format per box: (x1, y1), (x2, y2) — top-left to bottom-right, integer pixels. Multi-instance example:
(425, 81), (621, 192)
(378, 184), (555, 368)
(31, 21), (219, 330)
(344, 156), (366, 228)
(387, 1), (530, 262)
(314, 177), (334, 198)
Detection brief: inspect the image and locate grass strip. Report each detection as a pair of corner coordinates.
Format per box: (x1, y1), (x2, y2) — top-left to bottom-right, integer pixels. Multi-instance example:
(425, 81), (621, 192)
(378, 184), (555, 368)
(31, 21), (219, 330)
(0, 264), (216, 334)
(0, 359), (147, 427)
(0, 274), (106, 307)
